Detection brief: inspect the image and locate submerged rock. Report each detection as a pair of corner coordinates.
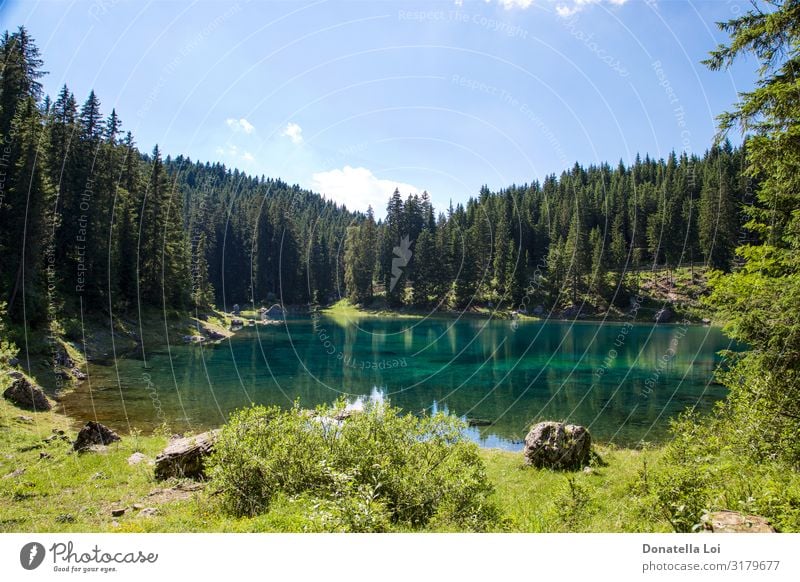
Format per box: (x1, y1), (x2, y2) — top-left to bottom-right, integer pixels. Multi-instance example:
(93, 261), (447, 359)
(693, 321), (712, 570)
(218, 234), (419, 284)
(3, 375), (52, 411)
(154, 430), (219, 480)
(466, 418), (493, 427)
(73, 421), (121, 452)
(523, 421), (592, 470)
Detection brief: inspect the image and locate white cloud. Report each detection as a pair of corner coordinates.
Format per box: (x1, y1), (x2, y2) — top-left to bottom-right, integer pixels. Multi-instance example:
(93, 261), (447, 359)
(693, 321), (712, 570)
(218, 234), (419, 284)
(311, 166), (420, 213)
(556, 3), (580, 17)
(498, 0), (534, 8)
(487, 0), (627, 17)
(226, 117), (255, 134)
(282, 122), (304, 145)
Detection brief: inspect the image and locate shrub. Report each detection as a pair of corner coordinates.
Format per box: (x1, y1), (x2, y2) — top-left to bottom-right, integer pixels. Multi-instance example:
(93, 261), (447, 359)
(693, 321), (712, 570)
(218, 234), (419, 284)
(208, 401), (500, 531)
(636, 410), (800, 533)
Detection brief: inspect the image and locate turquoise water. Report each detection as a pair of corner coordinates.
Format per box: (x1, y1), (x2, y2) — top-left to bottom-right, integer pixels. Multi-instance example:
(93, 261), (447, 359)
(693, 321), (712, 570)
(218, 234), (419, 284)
(60, 315), (734, 449)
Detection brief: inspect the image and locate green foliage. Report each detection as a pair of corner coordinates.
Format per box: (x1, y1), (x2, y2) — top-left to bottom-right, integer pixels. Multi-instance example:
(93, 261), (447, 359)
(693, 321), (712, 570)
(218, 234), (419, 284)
(551, 476), (595, 530)
(343, 208), (377, 304)
(636, 411), (800, 532)
(0, 302), (18, 365)
(208, 401), (500, 531)
(700, 0), (800, 466)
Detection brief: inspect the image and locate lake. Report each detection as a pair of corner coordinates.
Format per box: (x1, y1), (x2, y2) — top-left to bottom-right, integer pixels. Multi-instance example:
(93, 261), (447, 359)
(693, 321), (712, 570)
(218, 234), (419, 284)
(59, 314), (735, 449)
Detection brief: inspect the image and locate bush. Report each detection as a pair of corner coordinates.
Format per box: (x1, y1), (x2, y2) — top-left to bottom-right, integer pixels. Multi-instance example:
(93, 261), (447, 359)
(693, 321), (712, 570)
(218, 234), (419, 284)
(635, 410), (800, 532)
(208, 401), (500, 531)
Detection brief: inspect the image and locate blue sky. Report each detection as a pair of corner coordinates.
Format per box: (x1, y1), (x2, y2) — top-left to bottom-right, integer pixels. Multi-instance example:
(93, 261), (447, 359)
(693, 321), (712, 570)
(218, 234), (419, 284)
(1, 0), (755, 214)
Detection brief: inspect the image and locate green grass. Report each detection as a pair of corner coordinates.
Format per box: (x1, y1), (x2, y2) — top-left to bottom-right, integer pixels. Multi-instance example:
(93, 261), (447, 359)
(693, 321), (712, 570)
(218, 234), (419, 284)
(482, 447), (669, 532)
(0, 395), (671, 532)
(321, 299), (424, 322)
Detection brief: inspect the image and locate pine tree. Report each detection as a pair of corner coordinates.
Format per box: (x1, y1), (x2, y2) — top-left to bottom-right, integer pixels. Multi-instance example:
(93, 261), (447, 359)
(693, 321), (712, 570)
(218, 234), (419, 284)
(702, 0), (800, 462)
(412, 227), (436, 306)
(589, 226), (607, 298)
(563, 206), (590, 304)
(4, 97), (55, 323)
(610, 210), (628, 270)
(699, 150), (739, 270)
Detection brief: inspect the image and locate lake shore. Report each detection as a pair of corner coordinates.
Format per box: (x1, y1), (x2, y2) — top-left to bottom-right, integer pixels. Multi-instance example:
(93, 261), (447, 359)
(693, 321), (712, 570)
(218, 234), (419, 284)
(0, 396), (668, 533)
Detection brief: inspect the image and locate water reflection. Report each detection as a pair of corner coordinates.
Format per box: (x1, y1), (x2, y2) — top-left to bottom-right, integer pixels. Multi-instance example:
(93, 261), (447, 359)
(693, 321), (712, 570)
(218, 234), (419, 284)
(60, 316), (735, 448)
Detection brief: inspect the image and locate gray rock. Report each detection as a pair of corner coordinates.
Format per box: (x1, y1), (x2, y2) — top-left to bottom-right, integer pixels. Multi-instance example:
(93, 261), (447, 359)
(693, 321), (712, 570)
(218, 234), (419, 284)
(263, 304), (284, 320)
(562, 305), (581, 318)
(3, 468), (25, 479)
(7, 370), (24, 380)
(71, 367), (88, 381)
(154, 430), (219, 480)
(111, 508), (126, 517)
(702, 510), (775, 533)
(14, 415), (34, 424)
(73, 421), (121, 452)
(127, 452), (147, 466)
(3, 376), (53, 411)
(139, 507), (158, 517)
(523, 421), (592, 470)
(8, 357), (19, 366)
(55, 348), (74, 368)
(654, 307), (674, 323)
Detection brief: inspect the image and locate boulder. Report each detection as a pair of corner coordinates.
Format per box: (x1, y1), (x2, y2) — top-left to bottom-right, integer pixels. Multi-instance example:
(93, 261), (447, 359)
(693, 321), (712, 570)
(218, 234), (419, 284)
(154, 430), (219, 480)
(73, 421), (121, 451)
(3, 376), (53, 411)
(264, 304), (284, 320)
(702, 510), (776, 533)
(55, 348), (74, 368)
(523, 421), (592, 470)
(654, 307), (674, 323)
